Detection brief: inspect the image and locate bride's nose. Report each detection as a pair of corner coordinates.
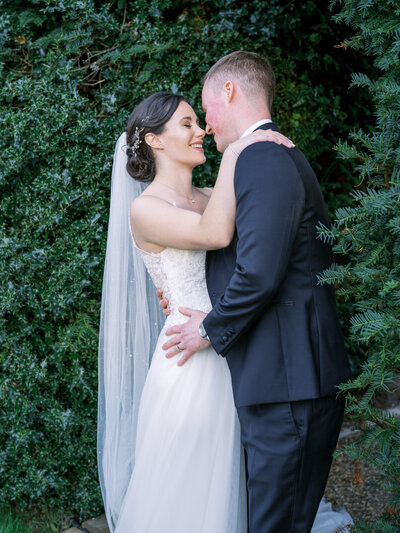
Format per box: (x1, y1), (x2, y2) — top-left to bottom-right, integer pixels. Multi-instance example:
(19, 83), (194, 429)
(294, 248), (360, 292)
(195, 125), (206, 138)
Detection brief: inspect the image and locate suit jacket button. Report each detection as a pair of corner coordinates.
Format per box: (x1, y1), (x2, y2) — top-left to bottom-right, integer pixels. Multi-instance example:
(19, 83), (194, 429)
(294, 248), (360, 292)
(222, 335), (228, 343)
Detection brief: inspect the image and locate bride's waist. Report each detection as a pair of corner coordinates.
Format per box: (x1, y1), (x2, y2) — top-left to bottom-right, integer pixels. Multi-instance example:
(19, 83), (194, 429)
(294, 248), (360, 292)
(164, 300), (212, 325)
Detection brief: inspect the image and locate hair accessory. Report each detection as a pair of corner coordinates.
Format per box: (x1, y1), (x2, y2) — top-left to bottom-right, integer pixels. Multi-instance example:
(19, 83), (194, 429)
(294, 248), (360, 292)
(130, 126), (144, 156)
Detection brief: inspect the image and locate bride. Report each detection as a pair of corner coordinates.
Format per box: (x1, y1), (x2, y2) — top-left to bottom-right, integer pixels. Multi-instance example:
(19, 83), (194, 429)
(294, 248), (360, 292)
(98, 92), (352, 532)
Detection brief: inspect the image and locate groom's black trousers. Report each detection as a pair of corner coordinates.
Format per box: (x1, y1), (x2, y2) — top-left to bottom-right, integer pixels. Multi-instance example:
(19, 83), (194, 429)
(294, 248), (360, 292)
(238, 395), (344, 533)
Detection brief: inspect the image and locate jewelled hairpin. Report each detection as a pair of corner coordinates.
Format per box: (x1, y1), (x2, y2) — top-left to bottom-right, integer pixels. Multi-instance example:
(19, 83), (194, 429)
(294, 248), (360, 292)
(131, 126), (144, 155)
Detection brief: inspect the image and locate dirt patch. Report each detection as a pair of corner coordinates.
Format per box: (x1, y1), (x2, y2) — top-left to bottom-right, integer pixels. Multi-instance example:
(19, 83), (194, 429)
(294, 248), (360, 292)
(324, 421), (390, 524)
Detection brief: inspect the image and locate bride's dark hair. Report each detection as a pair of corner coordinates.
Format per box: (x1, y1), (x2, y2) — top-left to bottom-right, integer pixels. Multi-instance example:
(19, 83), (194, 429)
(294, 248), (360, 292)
(126, 92), (188, 183)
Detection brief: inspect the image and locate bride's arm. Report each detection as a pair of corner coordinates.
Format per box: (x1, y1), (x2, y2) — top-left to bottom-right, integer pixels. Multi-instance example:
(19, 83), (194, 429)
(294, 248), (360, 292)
(130, 148), (236, 251)
(131, 130), (294, 251)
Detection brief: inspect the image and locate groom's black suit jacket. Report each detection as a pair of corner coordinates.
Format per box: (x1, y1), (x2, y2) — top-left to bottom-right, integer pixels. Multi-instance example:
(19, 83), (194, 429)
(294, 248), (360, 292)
(203, 123), (350, 408)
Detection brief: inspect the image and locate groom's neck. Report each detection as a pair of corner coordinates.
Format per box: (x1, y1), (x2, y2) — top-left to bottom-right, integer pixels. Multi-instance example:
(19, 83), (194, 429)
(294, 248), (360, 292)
(232, 101), (271, 140)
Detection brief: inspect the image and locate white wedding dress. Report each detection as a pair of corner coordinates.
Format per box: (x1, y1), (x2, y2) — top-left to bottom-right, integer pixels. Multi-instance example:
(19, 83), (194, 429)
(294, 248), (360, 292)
(115, 246), (247, 532)
(114, 243), (352, 533)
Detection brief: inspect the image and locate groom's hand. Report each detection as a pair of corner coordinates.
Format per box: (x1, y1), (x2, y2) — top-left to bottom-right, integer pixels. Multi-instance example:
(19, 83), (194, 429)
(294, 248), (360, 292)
(163, 307), (209, 366)
(156, 288), (171, 316)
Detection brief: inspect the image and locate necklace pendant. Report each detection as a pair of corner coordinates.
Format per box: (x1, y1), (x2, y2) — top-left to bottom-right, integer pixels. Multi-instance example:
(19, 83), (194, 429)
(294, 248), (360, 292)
(190, 198), (195, 203)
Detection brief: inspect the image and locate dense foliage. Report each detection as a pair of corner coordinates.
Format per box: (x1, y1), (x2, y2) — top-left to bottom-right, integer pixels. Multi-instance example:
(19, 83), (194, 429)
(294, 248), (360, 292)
(0, 0), (373, 521)
(318, 1), (400, 530)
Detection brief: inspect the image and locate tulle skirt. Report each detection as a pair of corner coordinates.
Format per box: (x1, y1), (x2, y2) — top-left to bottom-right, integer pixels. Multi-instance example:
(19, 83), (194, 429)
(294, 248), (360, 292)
(114, 327), (247, 533)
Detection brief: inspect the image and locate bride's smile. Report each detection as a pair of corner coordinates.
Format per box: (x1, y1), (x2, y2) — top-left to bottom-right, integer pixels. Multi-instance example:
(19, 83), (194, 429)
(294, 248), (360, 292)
(151, 101), (207, 170)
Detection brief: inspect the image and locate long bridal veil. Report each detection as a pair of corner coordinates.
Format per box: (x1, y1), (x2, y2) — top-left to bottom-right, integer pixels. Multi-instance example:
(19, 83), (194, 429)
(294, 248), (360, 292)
(97, 133), (164, 531)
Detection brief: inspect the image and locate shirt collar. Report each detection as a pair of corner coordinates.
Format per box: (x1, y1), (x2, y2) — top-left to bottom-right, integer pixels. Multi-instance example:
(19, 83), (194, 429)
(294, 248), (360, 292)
(241, 118), (273, 138)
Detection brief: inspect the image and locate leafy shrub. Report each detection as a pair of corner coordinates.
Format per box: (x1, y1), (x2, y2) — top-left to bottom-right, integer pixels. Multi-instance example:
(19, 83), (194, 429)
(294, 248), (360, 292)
(317, 1), (400, 530)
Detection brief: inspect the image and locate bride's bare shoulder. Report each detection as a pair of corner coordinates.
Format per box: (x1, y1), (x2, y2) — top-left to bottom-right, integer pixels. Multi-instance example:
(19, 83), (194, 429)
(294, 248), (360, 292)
(130, 194), (175, 222)
(195, 186), (213, 198)
(130, 193), (151, 214)
(131, 192), (169, 208)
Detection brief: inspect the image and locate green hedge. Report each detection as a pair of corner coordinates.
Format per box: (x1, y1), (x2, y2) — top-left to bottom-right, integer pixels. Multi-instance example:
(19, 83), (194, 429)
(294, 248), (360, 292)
(317, 2), (400, 531)
(0, 0), (373, 520)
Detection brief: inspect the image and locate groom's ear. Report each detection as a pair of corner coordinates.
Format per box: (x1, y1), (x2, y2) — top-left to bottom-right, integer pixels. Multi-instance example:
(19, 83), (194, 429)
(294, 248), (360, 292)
(222, 81), (235, 103)
(144, 132), (163, 150)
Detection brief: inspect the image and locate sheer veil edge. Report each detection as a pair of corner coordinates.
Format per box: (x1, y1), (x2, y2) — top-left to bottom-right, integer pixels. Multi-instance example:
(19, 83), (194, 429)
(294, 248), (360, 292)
(97, 132), (164, 531)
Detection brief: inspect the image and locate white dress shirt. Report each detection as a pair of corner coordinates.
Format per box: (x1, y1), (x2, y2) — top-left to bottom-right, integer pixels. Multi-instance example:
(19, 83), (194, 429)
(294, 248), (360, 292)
(241, 118), (272, 138)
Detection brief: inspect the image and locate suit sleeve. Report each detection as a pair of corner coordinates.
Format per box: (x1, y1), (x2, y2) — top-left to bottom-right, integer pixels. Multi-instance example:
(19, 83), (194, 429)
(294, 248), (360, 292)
(203, 142), (305, 356)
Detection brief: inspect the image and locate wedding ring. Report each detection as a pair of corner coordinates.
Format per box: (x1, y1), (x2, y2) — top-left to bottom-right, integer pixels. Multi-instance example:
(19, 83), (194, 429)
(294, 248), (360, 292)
(177, 344), (184, 352)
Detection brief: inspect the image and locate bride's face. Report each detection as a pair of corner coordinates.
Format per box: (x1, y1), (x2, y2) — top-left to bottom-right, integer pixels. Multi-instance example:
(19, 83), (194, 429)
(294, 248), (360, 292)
(153, 101), (206, 168)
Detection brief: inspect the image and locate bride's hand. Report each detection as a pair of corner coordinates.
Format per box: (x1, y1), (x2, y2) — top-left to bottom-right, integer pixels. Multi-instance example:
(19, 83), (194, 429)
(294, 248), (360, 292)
(229, 129), (295, 156)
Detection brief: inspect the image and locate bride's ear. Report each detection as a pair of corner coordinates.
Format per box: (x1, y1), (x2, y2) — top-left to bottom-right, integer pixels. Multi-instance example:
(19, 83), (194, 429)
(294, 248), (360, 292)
(145, 132), (163, 151)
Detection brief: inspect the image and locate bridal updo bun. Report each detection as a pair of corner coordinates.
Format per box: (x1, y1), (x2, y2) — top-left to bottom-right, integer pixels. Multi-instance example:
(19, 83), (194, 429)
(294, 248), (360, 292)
(126, 92), (188, 183)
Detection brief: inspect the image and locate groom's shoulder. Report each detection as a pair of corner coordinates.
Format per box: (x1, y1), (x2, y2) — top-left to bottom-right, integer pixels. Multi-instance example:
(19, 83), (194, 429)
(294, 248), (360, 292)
(237, 141), (300, 177)
(239, 139), (296, 162)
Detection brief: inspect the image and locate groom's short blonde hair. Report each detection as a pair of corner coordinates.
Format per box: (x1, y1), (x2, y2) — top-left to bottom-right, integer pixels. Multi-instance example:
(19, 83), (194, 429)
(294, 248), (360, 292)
(204, 51), (276, 111)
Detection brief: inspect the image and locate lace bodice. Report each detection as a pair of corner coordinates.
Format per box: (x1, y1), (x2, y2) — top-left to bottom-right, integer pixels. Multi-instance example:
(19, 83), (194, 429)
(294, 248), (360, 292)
(138, 247), (212, 324)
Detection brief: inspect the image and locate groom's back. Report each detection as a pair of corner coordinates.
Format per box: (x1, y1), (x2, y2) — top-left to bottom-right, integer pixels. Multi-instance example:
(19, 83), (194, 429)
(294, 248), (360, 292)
(206, 127), (350, 408)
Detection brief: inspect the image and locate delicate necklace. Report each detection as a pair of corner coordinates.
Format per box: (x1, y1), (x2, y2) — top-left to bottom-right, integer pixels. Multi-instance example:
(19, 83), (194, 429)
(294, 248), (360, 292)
(154, 180), (196, 204)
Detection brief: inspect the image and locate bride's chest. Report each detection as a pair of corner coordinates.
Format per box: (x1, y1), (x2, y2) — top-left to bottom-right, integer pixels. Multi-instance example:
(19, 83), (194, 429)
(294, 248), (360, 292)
(142, 248), (207, 296)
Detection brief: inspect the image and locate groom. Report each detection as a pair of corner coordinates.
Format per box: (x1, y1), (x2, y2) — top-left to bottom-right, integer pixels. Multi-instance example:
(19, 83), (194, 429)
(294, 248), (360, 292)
(163, 51), (350, 532)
